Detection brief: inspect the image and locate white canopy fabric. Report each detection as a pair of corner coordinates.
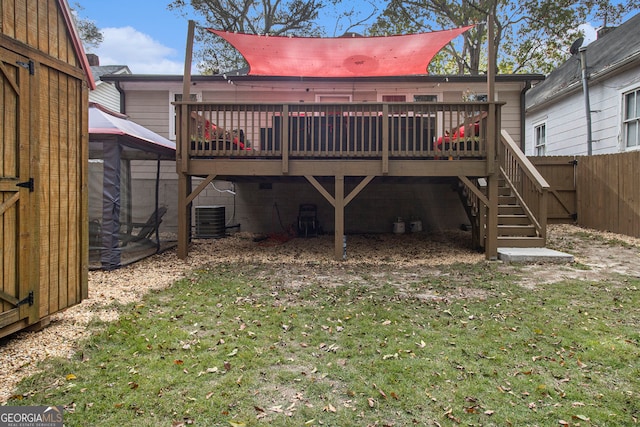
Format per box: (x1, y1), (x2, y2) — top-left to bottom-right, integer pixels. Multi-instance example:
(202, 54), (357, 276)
(89, 102), (175, 156)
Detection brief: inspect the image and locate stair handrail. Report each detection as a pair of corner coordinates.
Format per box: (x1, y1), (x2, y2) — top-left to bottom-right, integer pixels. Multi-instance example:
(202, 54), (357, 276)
(499, 129), (550, 241)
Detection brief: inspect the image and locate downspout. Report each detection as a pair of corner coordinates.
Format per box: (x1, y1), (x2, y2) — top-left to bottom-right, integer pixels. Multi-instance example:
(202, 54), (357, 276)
(579, 46), (593, 155)
(520, 80), (532, 152)
(115, 80), (126, 114)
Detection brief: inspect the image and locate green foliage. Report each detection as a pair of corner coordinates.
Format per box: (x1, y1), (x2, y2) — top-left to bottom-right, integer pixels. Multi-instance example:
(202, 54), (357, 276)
(10, 261), (640, 426)
(70, 2), (103, 52)
(370, 0), (640, 75)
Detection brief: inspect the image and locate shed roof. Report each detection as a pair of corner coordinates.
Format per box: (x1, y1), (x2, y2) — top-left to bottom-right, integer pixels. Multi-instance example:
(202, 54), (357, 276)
(526, 12), (640, 111)
(57, 0), (96, 89)
(209, 27), (473, 77)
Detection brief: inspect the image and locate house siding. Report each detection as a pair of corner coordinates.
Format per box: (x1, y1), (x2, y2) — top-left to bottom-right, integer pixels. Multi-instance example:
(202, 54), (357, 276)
(124, 90), (172, 138)
(90, 82), (121, 112)
(525, 67), (640, 155)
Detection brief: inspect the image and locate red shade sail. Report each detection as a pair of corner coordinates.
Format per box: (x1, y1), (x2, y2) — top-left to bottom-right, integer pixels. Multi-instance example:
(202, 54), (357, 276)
(209, 27), (473, 77)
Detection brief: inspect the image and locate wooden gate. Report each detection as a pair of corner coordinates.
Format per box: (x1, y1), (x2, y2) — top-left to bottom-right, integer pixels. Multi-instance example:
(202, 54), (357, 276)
(0, 47), (37, 330)
(529, 156), (578, 223)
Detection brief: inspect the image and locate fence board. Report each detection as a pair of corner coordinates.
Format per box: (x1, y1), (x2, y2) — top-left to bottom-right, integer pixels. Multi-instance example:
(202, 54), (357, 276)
(576, 152), (640, 238)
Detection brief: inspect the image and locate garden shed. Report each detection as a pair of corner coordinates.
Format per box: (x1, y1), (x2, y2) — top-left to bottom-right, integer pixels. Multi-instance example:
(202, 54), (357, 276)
(1, 0), (94, 338)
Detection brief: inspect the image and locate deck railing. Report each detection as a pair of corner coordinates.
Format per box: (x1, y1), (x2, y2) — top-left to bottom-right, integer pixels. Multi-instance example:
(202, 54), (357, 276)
(498, 129), (550, 241)
(178, 102), (493, 160)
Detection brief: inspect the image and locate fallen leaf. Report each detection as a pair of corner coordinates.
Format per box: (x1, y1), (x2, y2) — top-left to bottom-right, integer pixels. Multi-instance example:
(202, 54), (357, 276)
(323, 403), (336, 413)
(573, 414), (590, 421)
(577, 358), (588, 369)
(368, 398), (375, 408)
(484, 410), (495, 416)
(174, 360), (184, 365)
(206, 392), (214, 399)
(66, 374), (77, 381)
(228, 422), (246, 427)
(228, 348), (238, 357)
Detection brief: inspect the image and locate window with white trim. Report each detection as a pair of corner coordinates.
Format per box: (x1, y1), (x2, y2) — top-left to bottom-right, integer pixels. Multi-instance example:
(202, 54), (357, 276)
(534, 122), (546, 156)
(623, 88), (640, 149)
(170, 92), (201, 140)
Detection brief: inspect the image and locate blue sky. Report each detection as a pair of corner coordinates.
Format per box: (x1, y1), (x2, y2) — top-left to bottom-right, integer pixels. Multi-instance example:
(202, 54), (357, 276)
(74, 0), (379, 74)
(75, 1), (601, 75)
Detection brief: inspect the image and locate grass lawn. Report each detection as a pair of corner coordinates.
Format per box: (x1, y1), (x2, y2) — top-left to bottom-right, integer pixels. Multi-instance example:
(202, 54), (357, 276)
(9, 260), (640, 426)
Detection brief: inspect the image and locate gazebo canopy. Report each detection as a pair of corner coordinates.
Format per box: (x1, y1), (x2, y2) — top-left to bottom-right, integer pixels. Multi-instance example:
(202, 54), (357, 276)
(209, 27), (474, 78)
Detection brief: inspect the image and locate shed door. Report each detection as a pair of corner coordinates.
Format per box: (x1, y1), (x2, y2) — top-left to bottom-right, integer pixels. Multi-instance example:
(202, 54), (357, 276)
(0, 47), (35, 329)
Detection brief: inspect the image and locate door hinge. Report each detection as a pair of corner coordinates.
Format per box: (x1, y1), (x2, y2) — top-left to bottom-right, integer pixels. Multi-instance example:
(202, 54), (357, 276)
(17, 178), (34, 192)
(18, 291), (34, 307)
(16, 60), (35, 75)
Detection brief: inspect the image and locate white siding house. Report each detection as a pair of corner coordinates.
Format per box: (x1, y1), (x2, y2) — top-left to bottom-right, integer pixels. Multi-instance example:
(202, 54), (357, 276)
(524, 13), (640, 156)
(88, 55), (131, 112)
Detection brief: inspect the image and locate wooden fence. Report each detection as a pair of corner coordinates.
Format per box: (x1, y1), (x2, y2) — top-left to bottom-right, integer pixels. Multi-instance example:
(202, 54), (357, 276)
(529, 151), (640, 239)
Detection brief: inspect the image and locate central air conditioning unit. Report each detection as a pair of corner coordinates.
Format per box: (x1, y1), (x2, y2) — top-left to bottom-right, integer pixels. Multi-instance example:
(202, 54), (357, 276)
(195, 206), (225, 238)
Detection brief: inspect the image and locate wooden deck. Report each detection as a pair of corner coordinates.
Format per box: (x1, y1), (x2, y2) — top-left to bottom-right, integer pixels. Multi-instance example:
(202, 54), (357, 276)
(174, 100), (549, 260)
(180, 101), (495, 173)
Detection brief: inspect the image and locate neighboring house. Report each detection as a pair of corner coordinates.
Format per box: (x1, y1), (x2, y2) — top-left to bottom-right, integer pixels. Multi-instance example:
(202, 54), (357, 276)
(88, 54), (131, 112)
(1, 0), (94, 338)
(524, 13), (640, 156)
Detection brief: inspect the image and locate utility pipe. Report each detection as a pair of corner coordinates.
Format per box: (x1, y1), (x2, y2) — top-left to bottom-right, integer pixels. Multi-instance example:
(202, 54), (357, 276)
(579, 46), (593, 155)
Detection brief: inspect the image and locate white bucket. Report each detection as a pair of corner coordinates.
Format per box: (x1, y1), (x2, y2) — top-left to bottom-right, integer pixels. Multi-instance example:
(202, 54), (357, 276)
(393, 219), (405, 234)
(409, 220), (423, 232)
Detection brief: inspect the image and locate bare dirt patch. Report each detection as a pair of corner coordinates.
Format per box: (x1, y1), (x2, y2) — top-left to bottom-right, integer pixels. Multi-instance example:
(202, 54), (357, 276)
(1, 224), (639, 403)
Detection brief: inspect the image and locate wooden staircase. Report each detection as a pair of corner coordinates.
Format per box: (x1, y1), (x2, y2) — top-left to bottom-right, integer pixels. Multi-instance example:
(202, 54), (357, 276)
(496, 178), (545, 248)
(457, 175), (545, 249)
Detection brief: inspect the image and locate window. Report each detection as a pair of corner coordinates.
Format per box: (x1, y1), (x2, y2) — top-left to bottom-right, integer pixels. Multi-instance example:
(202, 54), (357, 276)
(534, 122), (546, 156)
(413, 95), (438, 102)
(623, 89), (640, 149)
(169, 92), (201, 140)
(315, 94), (352, 102)
(382, 95), (407, 102)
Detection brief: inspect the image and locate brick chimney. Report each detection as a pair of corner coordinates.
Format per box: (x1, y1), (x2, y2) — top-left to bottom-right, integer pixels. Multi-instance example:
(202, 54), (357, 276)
(87, 54), (100, 66)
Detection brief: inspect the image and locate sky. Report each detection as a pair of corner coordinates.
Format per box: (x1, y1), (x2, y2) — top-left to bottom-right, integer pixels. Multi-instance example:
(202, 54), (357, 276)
(74, 1), (602, 75)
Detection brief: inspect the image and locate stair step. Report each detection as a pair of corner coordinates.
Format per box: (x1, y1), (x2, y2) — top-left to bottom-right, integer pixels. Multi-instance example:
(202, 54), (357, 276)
(498, 187), (511, 196)
(499, 195), (517, 204)
(499, 214), (532, 225)
(498, 225), (538, 236)
(497, 236), (545, 248)
(498, 205), (526, 215)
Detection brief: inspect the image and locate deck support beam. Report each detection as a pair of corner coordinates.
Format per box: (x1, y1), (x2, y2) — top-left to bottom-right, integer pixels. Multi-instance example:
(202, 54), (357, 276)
(305, 175), (375, 260)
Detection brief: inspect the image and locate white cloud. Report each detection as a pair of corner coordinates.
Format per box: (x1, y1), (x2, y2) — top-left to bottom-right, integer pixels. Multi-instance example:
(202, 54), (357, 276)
(578, 23), (597, 46)
(92, 26), (185, 74)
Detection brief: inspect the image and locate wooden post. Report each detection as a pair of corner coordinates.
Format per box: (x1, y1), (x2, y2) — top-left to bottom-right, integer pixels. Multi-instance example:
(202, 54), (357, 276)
(484, 14), (498, 260)
(178, 20), (196, 260)
(334, 175), (345, 260)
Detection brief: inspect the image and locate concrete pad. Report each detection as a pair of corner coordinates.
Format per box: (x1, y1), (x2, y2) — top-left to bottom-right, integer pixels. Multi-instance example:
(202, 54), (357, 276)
(497, 247), (574, 264)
